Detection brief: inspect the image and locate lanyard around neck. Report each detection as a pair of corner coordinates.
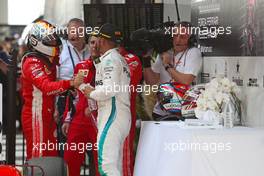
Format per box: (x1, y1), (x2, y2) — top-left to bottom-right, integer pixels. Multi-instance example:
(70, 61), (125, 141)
(174, 49), (189, 68)
(66, 41), (84, 69)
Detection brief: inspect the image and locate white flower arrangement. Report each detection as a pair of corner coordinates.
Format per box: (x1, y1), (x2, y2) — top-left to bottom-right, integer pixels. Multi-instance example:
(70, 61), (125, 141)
(195, 77), (241, 124)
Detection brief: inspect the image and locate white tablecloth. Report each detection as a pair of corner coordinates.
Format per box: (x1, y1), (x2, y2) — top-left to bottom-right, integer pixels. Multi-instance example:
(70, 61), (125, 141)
(134, 121), (264, 176)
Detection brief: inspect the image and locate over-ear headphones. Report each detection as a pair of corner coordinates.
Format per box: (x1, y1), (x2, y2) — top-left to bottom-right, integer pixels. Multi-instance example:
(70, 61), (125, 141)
(174, 21), (198, 48)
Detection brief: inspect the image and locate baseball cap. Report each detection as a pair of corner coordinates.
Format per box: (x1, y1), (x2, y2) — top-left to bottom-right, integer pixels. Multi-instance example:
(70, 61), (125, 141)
(94, 23), (122, 43)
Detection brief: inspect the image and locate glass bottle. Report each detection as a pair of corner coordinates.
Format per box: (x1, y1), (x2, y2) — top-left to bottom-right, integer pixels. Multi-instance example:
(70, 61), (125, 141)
(222, 99), (234, 128)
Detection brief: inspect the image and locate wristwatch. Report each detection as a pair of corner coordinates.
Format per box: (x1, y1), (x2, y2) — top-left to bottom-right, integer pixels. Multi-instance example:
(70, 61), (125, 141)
(142, 56), (152, 68)
(164, 64), (173, 71)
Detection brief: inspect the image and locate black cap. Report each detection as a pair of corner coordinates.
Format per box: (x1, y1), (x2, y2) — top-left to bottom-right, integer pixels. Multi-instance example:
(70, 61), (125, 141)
(95, 23), (122, 43)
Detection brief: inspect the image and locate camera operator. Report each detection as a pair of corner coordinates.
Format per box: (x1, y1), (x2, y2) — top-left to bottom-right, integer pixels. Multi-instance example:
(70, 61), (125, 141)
(143, 22), (202, 119)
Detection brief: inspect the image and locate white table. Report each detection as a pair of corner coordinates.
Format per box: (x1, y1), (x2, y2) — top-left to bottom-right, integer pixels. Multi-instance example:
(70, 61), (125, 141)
(134, 121), (264, 176)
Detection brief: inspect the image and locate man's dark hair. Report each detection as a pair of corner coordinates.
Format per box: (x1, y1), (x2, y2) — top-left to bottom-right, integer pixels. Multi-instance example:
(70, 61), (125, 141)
(175, 21), (198, 48)
(67, 18), (85, 27)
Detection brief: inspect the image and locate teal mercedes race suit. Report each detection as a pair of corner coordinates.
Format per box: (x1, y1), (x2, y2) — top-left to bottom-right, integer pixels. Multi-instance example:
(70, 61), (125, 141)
(90, 48), (131, 176)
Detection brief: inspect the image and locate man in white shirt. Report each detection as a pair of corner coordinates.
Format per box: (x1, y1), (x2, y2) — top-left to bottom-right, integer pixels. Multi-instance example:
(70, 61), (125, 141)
(56, 18), (90, 156)
(58, 18), (90, 80)
(143, 21), (203, 119)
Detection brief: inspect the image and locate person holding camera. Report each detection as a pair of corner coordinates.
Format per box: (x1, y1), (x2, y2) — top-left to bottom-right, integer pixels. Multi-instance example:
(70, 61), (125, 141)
(56, 18), (90, 156)
(143, 22), (202, 119)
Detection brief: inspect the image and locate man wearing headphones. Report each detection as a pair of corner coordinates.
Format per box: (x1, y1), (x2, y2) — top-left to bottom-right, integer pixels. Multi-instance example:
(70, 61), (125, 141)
(143, 22), (202, 119)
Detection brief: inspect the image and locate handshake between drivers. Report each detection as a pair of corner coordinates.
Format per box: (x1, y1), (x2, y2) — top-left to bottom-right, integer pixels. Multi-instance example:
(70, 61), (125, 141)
(69, 72), (95, 97)
(70, 72), (85, 89)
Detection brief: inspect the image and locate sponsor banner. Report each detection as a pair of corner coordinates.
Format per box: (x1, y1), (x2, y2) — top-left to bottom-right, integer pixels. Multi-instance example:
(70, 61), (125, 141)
(191, 0), (264, 56)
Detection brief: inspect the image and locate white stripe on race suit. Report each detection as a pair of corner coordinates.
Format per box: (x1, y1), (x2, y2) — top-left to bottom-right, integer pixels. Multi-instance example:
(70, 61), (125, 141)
(32, 86), (43, 157)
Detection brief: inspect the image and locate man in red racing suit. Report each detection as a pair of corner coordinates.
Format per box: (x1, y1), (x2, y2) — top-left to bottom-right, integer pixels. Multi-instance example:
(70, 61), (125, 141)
(21, 53), (82, 160)
(62, 58), (99, 176)
(21, 20), (84, 160)
(119, 47), (142, 176)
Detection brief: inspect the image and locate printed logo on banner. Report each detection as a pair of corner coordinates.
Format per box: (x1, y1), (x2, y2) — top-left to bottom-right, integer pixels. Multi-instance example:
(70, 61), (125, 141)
(191, 0), (264, 56)
(247, 78), (259, 87)
(232, 60), (243, 86)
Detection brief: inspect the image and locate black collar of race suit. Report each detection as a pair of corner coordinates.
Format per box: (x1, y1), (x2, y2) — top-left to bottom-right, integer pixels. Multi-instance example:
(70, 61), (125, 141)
(94, 48), (115, 65)
(22, 51), (53, 68)
(93, 57), (101, 64)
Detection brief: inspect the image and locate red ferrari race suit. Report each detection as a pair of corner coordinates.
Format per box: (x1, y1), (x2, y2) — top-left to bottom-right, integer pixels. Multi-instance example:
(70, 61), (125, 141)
(120, 47), (142, 176)
(21, 53), (72, 160)
(63, 59), (99, 176)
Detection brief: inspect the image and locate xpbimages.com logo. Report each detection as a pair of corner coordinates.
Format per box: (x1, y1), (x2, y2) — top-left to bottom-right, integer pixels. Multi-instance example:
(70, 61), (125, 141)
(164, 24), (232, 38)
(36, 25), (100, 38)
(93, 82), (160, 96)
(164, 140), (232, 154)
(55, 26), (100, 37)
(33, 141), (98, 154)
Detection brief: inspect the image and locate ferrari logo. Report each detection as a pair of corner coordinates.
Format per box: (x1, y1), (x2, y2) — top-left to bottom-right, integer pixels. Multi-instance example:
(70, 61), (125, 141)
(78, 69), (89, 77)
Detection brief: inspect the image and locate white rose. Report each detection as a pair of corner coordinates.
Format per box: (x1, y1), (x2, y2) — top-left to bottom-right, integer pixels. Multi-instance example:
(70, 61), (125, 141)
(203, 89), (217, 100)
(223, 85), (232, 93)
(215, 93), (224, 104)
(220, 78), (234, 93)
(207, 78), (219, 89)
(197, 98), (206, 107)
(221, 77), (231, 86)
(222, 93), (230, 103)
(206, 99), (219, 111)
(231, 83), (240, 94)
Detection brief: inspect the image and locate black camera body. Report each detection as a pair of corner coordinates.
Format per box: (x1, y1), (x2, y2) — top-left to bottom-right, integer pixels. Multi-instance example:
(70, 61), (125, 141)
(129, 21), (199, 57)
(130, 21), (174, 57)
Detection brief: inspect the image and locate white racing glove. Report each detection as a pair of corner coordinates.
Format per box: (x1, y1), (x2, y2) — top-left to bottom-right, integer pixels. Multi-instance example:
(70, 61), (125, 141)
(79, 83), (94, 93)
